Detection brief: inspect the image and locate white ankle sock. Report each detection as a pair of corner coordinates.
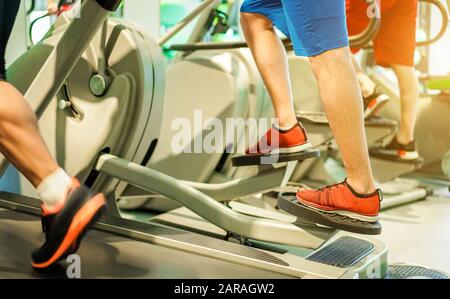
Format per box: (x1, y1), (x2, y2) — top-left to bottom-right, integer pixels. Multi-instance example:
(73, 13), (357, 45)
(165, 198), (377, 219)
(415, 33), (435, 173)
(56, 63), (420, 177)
(37, 168), (73, 208)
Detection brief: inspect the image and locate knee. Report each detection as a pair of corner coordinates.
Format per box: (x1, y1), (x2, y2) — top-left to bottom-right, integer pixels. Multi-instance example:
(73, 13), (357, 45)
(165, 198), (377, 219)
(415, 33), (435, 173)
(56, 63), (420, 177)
(240, 12), (274, 33)
(309, 48), (352, 77)
(391, 65), (419, 94)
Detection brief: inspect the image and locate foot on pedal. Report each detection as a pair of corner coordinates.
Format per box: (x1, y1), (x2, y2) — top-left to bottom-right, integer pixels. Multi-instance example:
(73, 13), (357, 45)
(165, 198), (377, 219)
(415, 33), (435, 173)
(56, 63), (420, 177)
(278, 180), (382, 235)
(363, 88), (390, 119)
(370, 137), (421, 162)
(32, 181), (107, 269)
(232, 123), (319, 166)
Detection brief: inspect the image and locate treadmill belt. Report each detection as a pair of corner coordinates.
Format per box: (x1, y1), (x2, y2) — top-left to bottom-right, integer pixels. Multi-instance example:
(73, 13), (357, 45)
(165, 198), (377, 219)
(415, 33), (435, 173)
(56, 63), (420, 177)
(0, 209), (289, 279)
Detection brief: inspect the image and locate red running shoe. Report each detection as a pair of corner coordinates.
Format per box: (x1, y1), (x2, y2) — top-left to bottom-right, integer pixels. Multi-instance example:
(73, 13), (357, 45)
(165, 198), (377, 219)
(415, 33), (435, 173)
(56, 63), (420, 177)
(296, 179), (382, 223)
(246, 123), (312, 155)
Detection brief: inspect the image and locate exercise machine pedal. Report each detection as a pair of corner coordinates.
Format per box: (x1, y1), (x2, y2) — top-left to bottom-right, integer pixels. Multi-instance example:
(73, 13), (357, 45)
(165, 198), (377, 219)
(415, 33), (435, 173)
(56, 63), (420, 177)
(232, 149), (320, 167)
(386, 264), (449, 279)
(369, 148), (424, 165)
(306, 236), (375, 268)
(277, 193), (382, 235)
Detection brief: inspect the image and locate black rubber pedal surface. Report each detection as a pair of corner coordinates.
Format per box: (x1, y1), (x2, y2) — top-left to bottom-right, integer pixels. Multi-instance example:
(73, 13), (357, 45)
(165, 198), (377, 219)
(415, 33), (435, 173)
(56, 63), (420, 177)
(387, 265), (449, 279)
(306, 236), (375, 268)
(277, 193), (382, 235)
(232, 149), (320, 167)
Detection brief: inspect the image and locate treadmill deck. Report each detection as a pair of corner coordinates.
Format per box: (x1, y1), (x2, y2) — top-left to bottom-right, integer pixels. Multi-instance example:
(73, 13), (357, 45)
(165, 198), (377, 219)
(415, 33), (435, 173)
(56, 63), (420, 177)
(0, 208), (289, 279)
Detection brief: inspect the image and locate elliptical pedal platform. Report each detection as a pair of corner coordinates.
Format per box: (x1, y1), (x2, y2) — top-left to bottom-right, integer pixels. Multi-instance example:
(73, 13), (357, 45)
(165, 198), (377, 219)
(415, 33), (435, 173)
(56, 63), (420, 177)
(232, 149), (320, 167)
(277, 193), (382, 235)
(369, 149), (424, 165)
(306, 236), (375, 268)
(386, 264), (449, 279)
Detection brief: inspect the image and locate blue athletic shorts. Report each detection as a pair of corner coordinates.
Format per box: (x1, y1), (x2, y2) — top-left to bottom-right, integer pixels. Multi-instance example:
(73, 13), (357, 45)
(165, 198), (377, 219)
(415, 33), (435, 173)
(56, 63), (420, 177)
(241, 0), (349, 57)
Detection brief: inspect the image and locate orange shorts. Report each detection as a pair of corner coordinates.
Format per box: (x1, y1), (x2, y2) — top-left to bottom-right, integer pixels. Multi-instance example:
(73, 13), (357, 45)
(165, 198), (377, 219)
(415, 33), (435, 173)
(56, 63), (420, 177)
(346, 0), (418, 67)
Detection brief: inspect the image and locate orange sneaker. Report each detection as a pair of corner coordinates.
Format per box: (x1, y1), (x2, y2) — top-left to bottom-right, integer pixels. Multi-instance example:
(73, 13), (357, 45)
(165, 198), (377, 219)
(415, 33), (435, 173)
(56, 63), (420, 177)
(246, 123), (311, 155)
(296, 179), (382, 223)
(32, 179), (107, 269)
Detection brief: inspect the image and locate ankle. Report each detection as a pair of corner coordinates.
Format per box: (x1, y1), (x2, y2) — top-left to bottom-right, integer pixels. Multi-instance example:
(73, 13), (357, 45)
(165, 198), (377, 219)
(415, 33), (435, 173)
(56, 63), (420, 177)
(396, 133), (414, 145)
(37, 168), (73, 209)
(276, 115), (298, 129)
(346, 178), (376, 195)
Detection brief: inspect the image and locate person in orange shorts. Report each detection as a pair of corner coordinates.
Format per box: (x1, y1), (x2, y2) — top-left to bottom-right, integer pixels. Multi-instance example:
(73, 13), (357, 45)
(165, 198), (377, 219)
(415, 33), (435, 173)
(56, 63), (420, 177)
(347, 0), (420, 161)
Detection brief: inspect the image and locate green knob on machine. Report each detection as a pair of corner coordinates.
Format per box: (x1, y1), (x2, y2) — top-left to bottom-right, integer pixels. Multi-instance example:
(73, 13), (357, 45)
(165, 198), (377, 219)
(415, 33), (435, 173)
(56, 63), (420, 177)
(90, 74), (109, 96)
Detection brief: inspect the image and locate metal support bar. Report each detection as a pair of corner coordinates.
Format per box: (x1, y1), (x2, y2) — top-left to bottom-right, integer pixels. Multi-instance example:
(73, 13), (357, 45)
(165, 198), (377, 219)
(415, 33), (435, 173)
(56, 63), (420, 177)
(158, 0), (220, 46)
(381, 188), (429, 210)
(182, 164), (294, 202)
(96, 154), (333, 249)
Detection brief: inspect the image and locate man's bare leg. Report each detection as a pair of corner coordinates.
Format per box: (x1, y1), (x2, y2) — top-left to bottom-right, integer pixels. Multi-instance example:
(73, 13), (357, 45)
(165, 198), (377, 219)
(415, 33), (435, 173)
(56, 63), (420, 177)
(391, 64), (419, 144)
(240, 13), (297, 128)
(241, 12), (375, 193)
(0, 81), (59, 187)
(310, 48), (376, 194)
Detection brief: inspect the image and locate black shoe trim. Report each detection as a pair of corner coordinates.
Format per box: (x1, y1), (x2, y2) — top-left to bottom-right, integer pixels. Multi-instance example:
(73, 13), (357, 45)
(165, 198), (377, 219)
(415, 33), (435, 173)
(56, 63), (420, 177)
(384, 137), (417, 151)
(343, 179), (383, 200)
(274, 122), (303, 133)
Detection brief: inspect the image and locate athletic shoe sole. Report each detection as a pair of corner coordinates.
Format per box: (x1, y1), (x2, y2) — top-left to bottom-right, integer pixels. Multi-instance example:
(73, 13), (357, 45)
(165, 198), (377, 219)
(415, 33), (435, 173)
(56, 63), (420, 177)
(297, 197), (379, 223)
(278, 193), (382, 235)
(269, 141), (312, 155)
(376, 149), (420, 161)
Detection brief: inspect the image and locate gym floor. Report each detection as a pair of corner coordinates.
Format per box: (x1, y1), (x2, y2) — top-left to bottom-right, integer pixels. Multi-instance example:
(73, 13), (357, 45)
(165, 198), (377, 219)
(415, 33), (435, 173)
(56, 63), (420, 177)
(375, 180), (450, 273)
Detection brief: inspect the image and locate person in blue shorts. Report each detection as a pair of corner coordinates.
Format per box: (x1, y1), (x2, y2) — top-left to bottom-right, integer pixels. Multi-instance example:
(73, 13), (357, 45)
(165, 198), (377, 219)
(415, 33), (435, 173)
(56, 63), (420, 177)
(240, 0), (383, 227)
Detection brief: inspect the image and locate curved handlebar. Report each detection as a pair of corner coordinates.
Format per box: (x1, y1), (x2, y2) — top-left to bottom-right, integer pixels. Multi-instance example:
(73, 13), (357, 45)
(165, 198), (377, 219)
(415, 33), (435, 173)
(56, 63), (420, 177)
(417, 0), (449, 47)
(170, 0), (381, 52)
(348, 0), (381, 48)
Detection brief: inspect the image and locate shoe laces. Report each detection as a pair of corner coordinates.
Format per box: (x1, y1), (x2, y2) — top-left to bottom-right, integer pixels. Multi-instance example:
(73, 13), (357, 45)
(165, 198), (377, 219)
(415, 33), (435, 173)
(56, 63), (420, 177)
(318, 181), (345, 193)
